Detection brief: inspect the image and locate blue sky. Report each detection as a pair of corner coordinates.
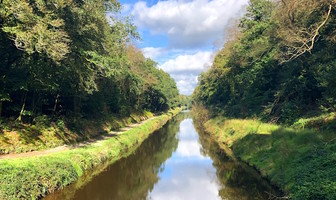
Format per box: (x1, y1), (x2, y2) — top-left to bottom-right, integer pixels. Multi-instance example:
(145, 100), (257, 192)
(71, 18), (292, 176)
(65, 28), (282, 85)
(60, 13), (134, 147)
(119, 0), (248, 95)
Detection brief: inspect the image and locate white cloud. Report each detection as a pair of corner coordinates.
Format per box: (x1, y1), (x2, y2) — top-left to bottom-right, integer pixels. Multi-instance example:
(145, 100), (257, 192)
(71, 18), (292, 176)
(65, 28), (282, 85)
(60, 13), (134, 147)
(158, 51), (213, 95)
(130, 0), (248, 95)
(174, 75), (198, 95)
(132, 0), (248, 49)
(142, 47), (165, 59)
(159, 51), (213, 73)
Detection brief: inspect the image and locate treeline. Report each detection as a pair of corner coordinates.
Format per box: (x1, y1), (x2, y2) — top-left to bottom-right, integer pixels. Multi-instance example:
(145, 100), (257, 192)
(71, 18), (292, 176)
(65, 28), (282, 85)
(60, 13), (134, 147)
(194, 0), (336, 124)
(0, 0), (182, 123)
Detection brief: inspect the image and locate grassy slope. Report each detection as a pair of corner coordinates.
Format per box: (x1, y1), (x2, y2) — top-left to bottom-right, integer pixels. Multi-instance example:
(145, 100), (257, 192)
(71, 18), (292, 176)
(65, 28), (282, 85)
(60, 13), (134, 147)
(0, 108), (182, 200)
(0, 111), (153, 154)
(195, 108), (336, 199)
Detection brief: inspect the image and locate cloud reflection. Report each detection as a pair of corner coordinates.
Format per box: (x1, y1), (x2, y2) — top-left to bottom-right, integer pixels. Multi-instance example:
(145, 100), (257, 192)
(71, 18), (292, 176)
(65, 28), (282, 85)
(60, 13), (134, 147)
(148, 119), (221, 200)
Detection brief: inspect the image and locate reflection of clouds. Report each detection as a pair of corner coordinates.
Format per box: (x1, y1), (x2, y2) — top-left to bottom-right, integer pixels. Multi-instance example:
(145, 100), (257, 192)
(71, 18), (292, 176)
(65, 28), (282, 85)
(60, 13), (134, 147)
(178, 119), (198, 140)
(175, 119), (203, 158)
(175, 140), (201, 157)
(148, 119), (221, 200)
(149, 161), (220, 200)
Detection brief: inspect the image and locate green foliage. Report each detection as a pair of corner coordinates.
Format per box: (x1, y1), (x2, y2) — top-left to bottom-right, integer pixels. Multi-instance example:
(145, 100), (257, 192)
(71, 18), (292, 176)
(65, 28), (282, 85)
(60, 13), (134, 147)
(193, 0), (336, 124)
(0, 0), (181, 124)
(1, 0), (71, 62)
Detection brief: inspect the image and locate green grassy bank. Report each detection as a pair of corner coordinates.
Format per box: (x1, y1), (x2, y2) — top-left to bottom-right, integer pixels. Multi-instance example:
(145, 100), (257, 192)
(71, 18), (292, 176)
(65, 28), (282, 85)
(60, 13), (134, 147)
(193, 107), (336, 199)
(0, 108), (182, 200)
(0, 111), (155, 155)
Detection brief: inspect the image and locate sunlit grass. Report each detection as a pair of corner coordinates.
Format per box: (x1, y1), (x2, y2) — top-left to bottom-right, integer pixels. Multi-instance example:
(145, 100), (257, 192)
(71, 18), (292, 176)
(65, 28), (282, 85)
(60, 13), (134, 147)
(203, 115), (336, 199)
(205, 118), (279, 146)
(291, 112), (336, 130)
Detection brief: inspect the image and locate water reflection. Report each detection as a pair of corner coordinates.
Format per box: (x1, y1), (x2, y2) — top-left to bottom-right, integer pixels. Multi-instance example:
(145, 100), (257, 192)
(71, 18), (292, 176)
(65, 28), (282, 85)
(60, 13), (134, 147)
(195, 122), (279, 200)
(148, 119), (221, 200)
(45, 112), (278, 200)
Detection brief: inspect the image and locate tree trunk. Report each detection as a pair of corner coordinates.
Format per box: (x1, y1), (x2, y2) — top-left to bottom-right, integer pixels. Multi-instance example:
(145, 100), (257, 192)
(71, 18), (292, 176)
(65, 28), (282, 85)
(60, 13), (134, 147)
(32, 91), (36, 122)
(73, 95), (78, 122)
(53, 94), (60, 114)
(0, 101), (2, 117)
(18, 92), (27, 122)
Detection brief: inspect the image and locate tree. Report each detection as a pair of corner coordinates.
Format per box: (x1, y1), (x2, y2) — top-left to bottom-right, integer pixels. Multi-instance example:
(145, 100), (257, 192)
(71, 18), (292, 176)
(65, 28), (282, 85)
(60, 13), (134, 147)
(193, 0), (336, 124)
(276, 0), (335, 62)
(0, 0), (181, 123)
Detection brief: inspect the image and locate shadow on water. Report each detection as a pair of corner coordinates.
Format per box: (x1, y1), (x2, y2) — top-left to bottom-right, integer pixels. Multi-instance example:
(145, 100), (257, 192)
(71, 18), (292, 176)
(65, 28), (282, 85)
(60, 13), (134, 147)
(45, 112), (279, 200)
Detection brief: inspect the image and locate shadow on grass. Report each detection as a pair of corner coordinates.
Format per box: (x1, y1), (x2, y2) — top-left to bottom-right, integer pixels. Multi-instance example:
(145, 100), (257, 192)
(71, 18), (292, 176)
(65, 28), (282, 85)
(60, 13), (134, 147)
(292, 113), (336, 130)
(231, 127), (336, 199)
(17, 125), (45, 145)
(43, 117), (107, 144)
(0, 127), (10, 144)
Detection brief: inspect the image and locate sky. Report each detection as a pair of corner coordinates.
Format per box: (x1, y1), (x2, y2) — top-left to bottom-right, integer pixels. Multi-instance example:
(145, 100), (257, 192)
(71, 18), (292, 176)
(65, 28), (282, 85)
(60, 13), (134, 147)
(119, 0), (249, 95)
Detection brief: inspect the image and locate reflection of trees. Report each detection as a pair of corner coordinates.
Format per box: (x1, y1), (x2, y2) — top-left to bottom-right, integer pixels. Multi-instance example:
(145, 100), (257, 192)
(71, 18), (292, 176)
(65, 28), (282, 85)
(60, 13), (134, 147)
(45, 113), (187, 200)
(96, 121), (180, 200)
(193, 119), (280, 200)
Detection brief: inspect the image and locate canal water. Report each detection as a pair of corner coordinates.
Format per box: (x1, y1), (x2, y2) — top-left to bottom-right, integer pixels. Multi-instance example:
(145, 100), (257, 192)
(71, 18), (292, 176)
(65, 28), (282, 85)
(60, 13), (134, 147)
(45, 112), (278, 200)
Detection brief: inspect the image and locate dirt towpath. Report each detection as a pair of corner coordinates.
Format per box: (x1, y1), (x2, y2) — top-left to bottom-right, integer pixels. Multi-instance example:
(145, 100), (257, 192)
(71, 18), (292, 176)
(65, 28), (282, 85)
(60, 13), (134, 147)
(0, 117), (157, 160)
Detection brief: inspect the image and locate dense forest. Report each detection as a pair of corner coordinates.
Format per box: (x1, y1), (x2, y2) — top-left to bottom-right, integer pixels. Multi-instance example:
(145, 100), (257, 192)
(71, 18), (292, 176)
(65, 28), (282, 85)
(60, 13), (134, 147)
(194, 0), (336, 124)
(0, 0), (183, 124)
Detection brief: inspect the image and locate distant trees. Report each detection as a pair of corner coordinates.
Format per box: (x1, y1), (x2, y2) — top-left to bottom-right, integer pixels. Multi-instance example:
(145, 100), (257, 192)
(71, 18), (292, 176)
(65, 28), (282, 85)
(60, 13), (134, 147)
(193, 0), (336, 124)
(0, 0), (181, 122)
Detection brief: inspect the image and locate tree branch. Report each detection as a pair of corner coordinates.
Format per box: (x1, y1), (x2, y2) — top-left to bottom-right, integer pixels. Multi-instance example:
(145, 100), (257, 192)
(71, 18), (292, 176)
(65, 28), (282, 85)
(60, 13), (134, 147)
(281, 4), (332, 63)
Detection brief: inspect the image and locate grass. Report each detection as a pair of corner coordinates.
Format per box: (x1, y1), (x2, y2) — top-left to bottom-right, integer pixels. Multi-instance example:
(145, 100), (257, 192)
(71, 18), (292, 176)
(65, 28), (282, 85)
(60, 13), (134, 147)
(0, 111), (154, 155)
(291, 112), (336, 130)
(0, 108), (182, 200)
(193, 106), (336, 200)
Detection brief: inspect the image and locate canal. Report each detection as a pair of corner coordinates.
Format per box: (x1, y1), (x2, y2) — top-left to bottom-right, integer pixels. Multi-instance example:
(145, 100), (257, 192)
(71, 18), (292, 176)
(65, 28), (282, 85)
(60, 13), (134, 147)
(45, 112), (278, 200)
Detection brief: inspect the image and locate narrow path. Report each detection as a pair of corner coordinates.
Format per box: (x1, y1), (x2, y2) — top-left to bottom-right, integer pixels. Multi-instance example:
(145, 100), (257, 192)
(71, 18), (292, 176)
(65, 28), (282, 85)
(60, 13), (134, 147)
(0, 117), (157, 160)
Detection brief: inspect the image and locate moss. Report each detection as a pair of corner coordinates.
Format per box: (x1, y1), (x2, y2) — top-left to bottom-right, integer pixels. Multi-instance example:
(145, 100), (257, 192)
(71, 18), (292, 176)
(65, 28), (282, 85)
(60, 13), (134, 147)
(0, 108), (182, 200)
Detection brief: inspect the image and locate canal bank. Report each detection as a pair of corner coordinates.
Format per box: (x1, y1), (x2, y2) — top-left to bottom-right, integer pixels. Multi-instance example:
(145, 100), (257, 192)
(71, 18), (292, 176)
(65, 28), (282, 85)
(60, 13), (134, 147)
(0, 108), (182, 200)
(192, 106), (336, 199)
(45, 111), (279, 200)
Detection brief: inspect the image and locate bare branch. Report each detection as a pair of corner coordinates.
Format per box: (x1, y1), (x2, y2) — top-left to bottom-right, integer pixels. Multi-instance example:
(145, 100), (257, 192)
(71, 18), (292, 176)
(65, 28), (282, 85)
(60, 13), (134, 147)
(280, 4), (332, 63)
